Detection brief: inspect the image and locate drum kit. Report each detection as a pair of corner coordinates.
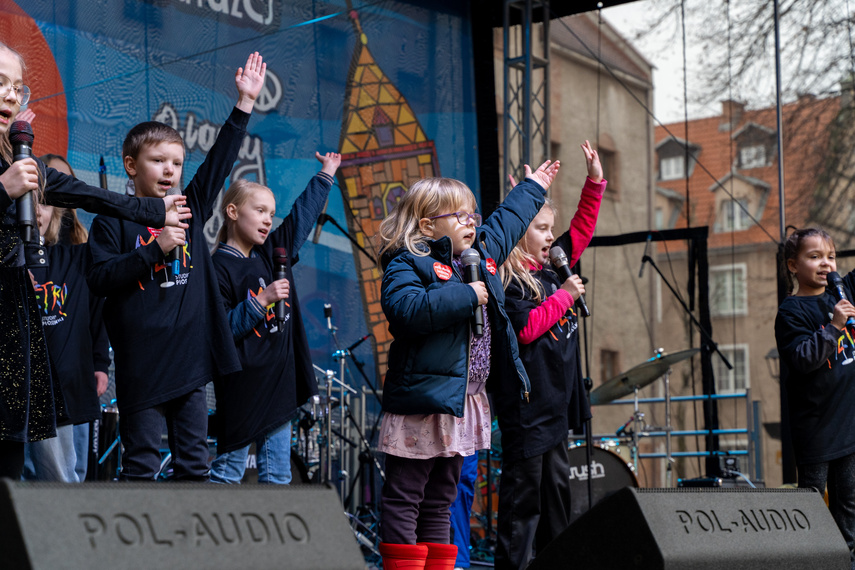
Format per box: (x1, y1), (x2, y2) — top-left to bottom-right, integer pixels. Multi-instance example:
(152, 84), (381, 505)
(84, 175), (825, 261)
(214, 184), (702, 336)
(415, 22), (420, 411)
(568, 347), (700, 517)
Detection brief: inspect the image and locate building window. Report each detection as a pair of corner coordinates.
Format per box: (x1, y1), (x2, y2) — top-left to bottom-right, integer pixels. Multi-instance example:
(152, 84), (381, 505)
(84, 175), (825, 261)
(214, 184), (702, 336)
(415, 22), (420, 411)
(660, 156), (684, 180)
(600, 349), (620, 385)
(718, 199), (752, 232)
(655, 207), (664, 230)
(713, 344), (749, 394)
(740, 145), (766, 169)
(710, 264), (748, 317)
(600, 148), (619, 199)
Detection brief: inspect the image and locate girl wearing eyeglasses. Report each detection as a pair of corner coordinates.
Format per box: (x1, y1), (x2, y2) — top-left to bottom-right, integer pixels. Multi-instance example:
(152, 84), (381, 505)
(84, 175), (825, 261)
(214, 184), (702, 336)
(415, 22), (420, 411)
(375, 162), (560, 569)
(0, 43), (189, 480)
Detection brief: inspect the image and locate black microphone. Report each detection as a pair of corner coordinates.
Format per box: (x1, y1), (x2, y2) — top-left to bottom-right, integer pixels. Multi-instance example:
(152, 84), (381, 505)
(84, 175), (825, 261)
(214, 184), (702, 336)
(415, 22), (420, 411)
(549, 245), (590, 318)
(461, 248), (484, 336)
(347, 333), (373, 352)
(165, 186), (182, 280)
(11, 121), (35, 244)
(828, 271), (855, 328)
(616, 417), (633, 437)
(273, 247), (288, 325)
(99, 155), (108, 189)
(324, 303), (334, 330)
(639, 233), (652, 278)
(312, 213), (329, 244)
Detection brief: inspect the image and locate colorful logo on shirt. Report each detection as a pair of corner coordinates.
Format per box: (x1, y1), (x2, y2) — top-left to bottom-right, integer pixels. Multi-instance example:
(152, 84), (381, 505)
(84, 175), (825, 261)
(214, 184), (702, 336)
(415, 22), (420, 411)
(485, 258), (497, 275)
(134, 230), (193, 289)
(433, 262), (452, 281)
(831, 325), (855, 367)
(33, 279), (68, 327)
(248, 283), (289, 337)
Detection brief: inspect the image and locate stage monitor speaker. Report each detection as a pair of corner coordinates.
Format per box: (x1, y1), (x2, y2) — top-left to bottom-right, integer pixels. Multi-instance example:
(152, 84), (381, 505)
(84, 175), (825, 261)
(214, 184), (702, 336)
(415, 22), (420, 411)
(528, 486), (849, 570)
(0, 479), (364, 570)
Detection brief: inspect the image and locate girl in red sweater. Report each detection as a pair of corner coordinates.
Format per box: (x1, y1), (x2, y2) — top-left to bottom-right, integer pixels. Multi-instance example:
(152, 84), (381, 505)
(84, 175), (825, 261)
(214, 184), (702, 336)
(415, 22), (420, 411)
(494, 141), (604, 570)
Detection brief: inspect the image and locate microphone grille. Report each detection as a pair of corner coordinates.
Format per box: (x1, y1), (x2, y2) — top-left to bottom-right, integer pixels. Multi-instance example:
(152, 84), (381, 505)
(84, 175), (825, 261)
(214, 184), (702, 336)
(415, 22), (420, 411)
(9, 121), (33, 144)
(165, 186), (182, 197)
(828, 271), (843, 285)
(549, 246), (568, 264)
(273, 247), (287, 265)
(460, 248), (480, 265)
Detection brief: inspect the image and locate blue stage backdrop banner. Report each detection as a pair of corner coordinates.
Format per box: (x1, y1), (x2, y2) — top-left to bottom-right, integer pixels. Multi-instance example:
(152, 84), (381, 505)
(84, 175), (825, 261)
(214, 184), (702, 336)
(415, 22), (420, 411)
(2, 0), (480, 394)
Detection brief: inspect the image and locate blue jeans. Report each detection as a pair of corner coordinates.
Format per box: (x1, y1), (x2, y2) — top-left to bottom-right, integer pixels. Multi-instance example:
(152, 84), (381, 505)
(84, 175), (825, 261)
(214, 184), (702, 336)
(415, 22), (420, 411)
(450, 453), (479, 567)
(211, 421), (292, 484)
(73, 422), (90, 482)
(23, 424), (78, 482)
(119, 386), (210, 481)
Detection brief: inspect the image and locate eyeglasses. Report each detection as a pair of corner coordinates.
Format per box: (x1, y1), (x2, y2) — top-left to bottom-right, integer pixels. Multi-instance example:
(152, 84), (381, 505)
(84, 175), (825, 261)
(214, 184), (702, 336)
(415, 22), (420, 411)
(0, 75), (30, 106)
(428, 211), (482, 227)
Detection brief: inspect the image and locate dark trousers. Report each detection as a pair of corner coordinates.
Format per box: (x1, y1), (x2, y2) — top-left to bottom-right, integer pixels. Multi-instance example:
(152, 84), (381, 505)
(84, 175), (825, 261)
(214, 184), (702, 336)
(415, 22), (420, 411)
(799, 452), (855, 569)
(0, 440), (25, 479)
(381, 453), (464, 544)
(495, 440), (571, 570)
(119, 386), (209, 482)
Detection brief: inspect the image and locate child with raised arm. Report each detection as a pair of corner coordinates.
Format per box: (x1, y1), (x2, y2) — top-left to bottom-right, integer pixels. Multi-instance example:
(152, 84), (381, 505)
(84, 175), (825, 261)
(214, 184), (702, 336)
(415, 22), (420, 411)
(376, 161), (560, 569)
(87, 52), (266, 482)
(494, 141), (605, 570)
(0, 43), (188, 479)
(775, 228), (855, 567)
(209, 151), (340, 484)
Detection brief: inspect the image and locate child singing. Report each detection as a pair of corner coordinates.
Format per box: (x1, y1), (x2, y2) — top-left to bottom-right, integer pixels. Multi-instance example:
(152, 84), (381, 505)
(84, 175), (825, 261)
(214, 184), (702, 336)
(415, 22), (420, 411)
(494, 141), (604, 570)
(210, 151), (340, 484)
(376, 160), (560, 569)
(775, 227), (855, 566)
(0, 42), (189, 479)
(87, 52), (266, 482)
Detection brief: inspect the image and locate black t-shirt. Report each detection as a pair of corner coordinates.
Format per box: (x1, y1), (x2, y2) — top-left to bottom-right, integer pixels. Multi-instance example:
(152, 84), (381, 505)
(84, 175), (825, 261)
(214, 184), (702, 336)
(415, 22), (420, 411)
(31, 243), (107, 425)
(496, 232), (590, 462)
(775, 270), (855, 464)
(212, 173), (330, 452)
(87, 107), (248, 414)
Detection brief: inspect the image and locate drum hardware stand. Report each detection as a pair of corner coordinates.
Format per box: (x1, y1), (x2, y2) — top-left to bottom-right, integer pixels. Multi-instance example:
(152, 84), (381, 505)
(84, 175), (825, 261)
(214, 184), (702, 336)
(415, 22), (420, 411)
(577, 261), (594, 512)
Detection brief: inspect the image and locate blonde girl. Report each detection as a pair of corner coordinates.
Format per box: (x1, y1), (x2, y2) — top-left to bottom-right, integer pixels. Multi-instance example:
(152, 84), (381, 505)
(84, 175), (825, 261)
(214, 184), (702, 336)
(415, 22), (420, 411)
(376, 161), (559, 569)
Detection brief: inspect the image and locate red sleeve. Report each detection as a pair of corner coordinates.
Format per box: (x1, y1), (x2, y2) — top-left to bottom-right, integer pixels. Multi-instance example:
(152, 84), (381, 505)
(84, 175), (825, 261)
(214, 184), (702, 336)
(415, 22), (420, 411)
(518, 289), (574, 344)
(568, 177), (606, 266)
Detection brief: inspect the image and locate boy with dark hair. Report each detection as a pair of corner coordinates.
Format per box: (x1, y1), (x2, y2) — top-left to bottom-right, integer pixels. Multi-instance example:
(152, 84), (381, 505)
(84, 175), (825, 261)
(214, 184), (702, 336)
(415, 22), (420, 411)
(87, 52), (266, 481)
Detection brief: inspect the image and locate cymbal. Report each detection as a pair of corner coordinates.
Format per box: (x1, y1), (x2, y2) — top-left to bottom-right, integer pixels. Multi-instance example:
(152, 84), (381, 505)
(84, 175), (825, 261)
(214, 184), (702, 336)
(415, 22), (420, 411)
(590, 348), (700, 405)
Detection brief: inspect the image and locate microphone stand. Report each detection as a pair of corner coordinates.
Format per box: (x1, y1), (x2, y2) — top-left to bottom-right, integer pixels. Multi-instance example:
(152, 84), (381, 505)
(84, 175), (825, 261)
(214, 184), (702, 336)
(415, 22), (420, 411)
(639, 255), (732, 370)
(316, 213), (377, 264)
(576, 261), (594, 512)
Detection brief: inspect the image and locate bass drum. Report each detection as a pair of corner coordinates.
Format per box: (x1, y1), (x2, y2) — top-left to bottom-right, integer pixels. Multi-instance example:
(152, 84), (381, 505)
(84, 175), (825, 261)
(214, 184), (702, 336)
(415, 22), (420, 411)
(567, 444), (638, 524)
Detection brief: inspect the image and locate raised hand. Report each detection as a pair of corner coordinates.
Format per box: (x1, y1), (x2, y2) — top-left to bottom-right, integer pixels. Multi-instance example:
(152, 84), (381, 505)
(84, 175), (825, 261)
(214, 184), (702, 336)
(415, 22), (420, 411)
(162, 194), (192, 228)
(524, 159), (561, 191)
(581, 140), (603, 183)
(316, 151), (342, 176)
(235, 52), (267, 113)
(16, 108), (35, 124)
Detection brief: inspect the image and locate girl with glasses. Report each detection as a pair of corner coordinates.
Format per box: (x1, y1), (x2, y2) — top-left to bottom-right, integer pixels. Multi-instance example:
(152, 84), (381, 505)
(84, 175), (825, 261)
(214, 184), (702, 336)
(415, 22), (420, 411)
(375, 161), (559, 569)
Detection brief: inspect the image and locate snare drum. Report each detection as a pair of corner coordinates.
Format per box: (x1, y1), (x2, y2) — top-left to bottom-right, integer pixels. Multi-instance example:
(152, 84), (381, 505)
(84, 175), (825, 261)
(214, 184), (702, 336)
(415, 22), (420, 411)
(567, 444), (638, 524)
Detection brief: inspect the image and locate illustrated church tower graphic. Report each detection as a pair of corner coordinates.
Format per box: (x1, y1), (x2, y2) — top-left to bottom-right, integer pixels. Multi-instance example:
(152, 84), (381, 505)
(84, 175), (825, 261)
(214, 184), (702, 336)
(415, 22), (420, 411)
(338, 6), (439, 380)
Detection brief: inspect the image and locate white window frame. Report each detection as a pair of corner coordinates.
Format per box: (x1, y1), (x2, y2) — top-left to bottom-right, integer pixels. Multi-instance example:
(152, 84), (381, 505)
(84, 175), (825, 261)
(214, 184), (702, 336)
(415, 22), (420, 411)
(660, 156), (684, 181)
(740, 145), (766, 169)
(713, 344), (750, 394)
(710, 263), (748, 317)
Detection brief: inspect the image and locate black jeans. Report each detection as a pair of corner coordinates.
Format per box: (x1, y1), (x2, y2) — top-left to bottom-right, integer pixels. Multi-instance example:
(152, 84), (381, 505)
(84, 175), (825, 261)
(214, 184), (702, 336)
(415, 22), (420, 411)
(0, 440), (25, 479)
(118, 386), (209, 481)
(380, 453), (464, 544)
(495, 440), (571, 570)
(799, 452), (855, 569)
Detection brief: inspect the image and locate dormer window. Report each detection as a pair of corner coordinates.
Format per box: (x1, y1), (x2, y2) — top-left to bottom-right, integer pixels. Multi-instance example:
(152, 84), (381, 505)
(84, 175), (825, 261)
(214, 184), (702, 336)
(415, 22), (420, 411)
(740, 145), (766, 169)
(660, 156), (684, 180)
(719, 198), (752, 231)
